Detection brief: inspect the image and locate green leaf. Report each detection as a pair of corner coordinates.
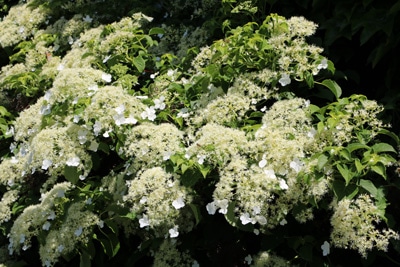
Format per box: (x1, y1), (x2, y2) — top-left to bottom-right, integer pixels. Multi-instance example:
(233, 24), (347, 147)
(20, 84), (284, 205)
(336, 164), (354, 185)
(327, 59), (335, 74)
(346, 143), (369, 153)
(181, 168), (201, 187)
(120, 211), (136, 220)
(64, 166), (80, 184)
(189, 204), (202, 226)
(377, 129), (399, 145)
(132, 55), (145, 73)
(333, 180), (359, 200)
(359, 179), (378, 196)
(309, 104), (320, 114)
(148, 27), (164, 35)
(98, 142), (110, 154)
(80, 251), (91, 267)
(224, 201), (238, 227)
(371, 163), (387, 179)
(371, 143), (396, 153)
(181, 163), (190, 174)
(321, 79), (342, 99)
(97, 222), (121, 258)
(198, 164), (211, 178)
(354, 158), (364, 173)
(299, 244), (313, 262)
(317, 153), (328, 171)
(339, 148), (351, 161)
(304, 71), (314, 88)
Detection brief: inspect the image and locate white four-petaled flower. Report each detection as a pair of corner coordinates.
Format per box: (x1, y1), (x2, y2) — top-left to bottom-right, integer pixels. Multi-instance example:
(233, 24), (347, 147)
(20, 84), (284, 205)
(290, 158), (303, 173)
(240, 213), (254, 225)
(279, 178), (289, 190)
(82, 15), (93, 23)
(42, 159), (52, 170)
(321, 241), (330, 256)
(244, 255), (252, 265)
(66, 157), (80, 167)
(42, 221), (51, 231)
(278, 73), (291, 86)
(101, 73), (112, 83)
(169, 225), (179, 238)
(153, 96), (166, 110)
(141, 107), (156, 121)
(206, 202), (217, 215)
(74, 226), (83, 237)
(317, 58), (328, 70)
(172, 197), (185, 210)
(139, 215), (150, 228)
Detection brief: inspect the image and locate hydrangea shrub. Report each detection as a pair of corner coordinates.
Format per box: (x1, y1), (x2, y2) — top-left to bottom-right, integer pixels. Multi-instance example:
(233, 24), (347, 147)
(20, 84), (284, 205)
(0, 1), (399, 266)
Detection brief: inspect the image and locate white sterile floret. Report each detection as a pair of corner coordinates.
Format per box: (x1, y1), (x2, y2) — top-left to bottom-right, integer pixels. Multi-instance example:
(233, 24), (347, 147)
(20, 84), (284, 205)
(39, 104), (51, 115)
(41, 159), (52, 170)
(264, 169), (276, 179)
(163, 151), (173, 161)
(169, 226), (179, 238)
(93, 121), (102, 136)
(256, 215), (268, 225)
(172, 197), (185, 210)
(57, 245), (64, 253)
(66, 157), (80, 167)
(88, 84), (98, 96)
(318, 58), (328, 70)
(115, 104), (125, 114)
(139, 215), (150, 228)
(217, 199), (229, 214)
(290, 158), (304, 173)
(103, 55), (111, 63)
(240, 213), (254, 225)
(206, 202), (217, 215)
(74, 227), (83, 237)
(57, 64), (64, 71)
(101, 73), (112, 83)
(139, 196), (147, 204)
(177, 108), (190, 118)
(154, 96), (166, 110)
(42, 221), (51, 231)
(279, 178), (289, 190)
(197, 155), (206, 164)
(141, 106), (157, 121)
(82, 15), (93, 23)
(245, 254), (253, 265)
(258, 158), (267, 168)
(321, 241), (330, 256)
(278, 73), (291, 86)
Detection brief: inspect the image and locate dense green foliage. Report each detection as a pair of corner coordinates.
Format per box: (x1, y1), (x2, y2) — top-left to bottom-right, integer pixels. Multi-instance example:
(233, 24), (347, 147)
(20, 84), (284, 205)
(0, 1), (399, 267)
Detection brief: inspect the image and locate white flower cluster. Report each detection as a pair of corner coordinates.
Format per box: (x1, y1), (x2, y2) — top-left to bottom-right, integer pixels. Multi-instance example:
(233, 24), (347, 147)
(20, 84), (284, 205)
(330, 194), (399, 258)
(123, 167), (193, 238)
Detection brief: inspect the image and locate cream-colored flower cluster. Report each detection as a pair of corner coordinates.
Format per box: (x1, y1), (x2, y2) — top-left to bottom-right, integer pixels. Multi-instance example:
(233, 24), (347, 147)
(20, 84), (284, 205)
(39, 202), (101, 267)
(330, 194), (400, 257)
(190, 93), (251, 127)
(318, 96), (386, 146)
(0, 3), (48, 48)
(153, 24), (210, 59)
(122, 123), (185, 171)
(152, 239), (198, 267)
(123, 167), (193, 238)
(204, 98), (330, 228)
(186, 123), (251, 166)
(7, 182), (73, 256)
(251, 251), (292, 267)
(0, 190), (19, 224)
